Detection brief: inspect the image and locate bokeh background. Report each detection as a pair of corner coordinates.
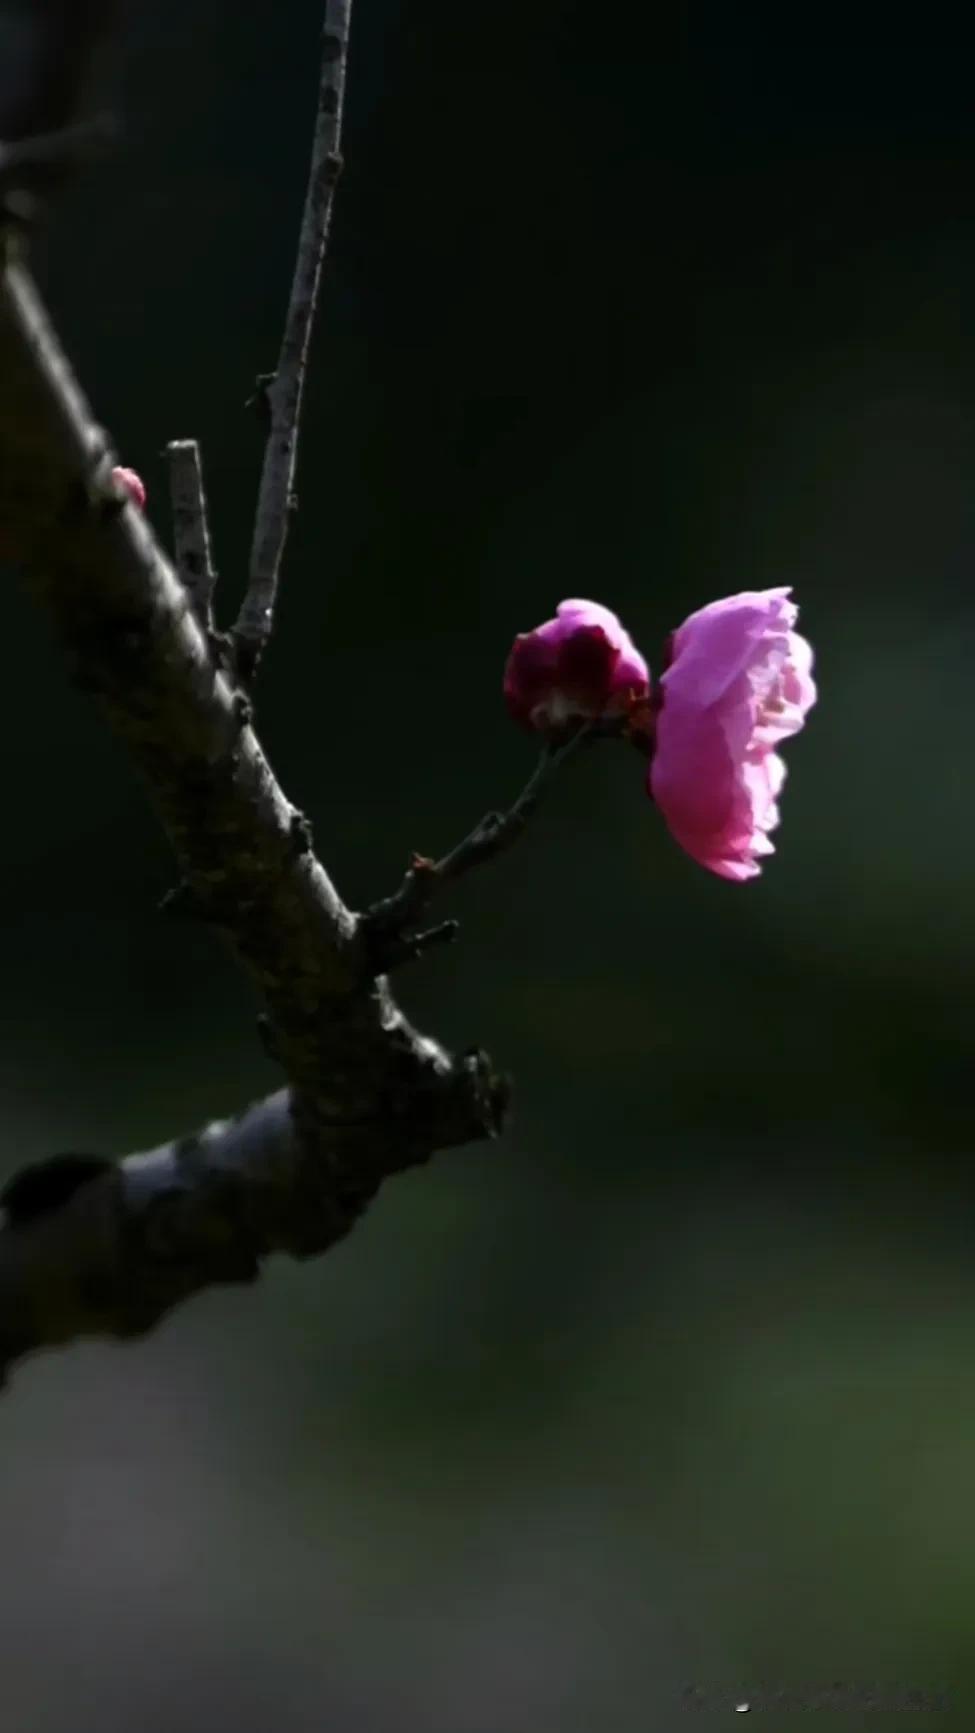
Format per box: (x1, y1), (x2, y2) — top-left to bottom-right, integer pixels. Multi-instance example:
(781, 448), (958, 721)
(3, 1), (975, 1727)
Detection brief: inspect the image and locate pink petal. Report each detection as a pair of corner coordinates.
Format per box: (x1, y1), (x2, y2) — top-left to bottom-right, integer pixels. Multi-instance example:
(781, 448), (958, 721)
(650, 587), (815, 881)
(664, 587), (796, 708)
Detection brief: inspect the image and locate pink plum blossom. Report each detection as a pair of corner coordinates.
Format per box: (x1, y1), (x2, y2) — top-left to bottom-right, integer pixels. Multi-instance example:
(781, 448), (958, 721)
(649, 586), (815, 881)
(111, 466), (146, 511)
(504, 599), (650, 734)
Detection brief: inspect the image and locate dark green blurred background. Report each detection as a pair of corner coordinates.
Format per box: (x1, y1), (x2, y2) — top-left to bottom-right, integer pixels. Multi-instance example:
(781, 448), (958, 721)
(3, 2), (975, 1727)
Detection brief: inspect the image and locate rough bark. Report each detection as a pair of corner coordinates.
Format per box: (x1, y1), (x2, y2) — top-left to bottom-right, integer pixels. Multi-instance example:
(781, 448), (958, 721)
(0, 250), (506, 1382)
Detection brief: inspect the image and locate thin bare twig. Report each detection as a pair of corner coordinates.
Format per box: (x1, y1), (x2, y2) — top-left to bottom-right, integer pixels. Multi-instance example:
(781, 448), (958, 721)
(362, 728), (593, 968)
(166, 437), (217, 624)
(233, 0), (351, 681)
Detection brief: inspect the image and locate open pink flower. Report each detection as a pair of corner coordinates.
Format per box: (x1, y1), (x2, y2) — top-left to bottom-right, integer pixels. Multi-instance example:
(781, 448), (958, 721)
(504, 599), (649, 734)
(649, 587), (816, 881)
(111, 466), (146, 511)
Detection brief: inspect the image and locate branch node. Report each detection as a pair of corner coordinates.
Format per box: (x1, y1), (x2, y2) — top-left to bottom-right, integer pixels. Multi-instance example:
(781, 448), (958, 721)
(205, 625), (236, 676)
(459, 1048), (512, 1141)
(367, 916), (461, 974)
(86, 448), (128, 517)
(289, 809), (315, 857)
(359, 728), (591, 971)
(232, 690), (254, 731)
(245, 370), (276, 425)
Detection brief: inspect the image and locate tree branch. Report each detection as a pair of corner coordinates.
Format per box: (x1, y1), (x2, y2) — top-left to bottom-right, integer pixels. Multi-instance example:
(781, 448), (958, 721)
(0, 249), (507, 1383)
(0, 1063), (507, 1379)
(362, 729), (592, 967)
(233, 0), (351, 680)
(166, 437), (217, 625)
(0, 0), (557, 1386)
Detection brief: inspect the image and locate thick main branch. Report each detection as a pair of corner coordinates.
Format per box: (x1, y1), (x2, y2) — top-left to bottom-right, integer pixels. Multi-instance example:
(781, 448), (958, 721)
(0, 251), (506, 1380)
(0, 1076), (501, 1378)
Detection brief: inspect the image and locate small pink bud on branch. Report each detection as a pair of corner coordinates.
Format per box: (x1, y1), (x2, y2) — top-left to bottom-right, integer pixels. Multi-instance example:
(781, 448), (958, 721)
(110, 464), (146, 511)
